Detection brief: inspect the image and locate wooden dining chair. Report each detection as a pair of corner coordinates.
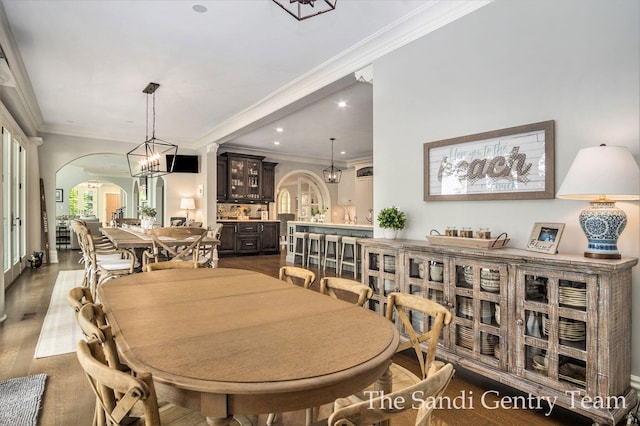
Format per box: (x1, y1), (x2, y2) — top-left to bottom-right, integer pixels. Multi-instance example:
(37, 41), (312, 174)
(142, 261), (202, 272)
(195, 224), (223, 268)
(76, 303), (128, 373)
(319, 277), (373, 307)
(67, 286), (96, 316)
(386, 292), (452, 380)
(74, 223), (139, 300)
(76, 339), (210, 426)
(142, 226), (208, 267)
(324, 363), (455, 426)
(278, 266), (316, 289)
(338, 291), (452, 420)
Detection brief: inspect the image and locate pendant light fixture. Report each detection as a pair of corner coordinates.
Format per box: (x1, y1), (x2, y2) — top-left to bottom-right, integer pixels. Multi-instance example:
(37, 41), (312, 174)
(272, 0), (337, 21)
(323, 137), (342, 184)
(127, 82), (178, 178)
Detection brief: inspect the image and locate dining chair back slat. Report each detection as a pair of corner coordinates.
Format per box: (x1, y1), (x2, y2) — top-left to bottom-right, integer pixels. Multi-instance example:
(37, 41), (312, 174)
(319, 277), (373, 307)
(278, 266), (316, 289)
(144, 227), (208, 266)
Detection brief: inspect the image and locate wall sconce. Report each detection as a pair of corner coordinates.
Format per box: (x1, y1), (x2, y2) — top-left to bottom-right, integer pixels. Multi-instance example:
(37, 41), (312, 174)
(180, 197), (196, 220)
(556, 144), (639, 259)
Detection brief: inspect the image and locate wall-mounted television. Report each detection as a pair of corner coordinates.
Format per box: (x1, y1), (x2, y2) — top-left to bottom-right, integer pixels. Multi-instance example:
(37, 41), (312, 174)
(166, 155), (199, 173)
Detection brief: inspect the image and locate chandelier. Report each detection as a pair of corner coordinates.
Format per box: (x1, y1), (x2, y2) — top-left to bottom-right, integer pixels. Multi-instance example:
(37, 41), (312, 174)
(323, 137), (342, 184)
(127, 82), (178, 178)
(272, 0), (337, 21)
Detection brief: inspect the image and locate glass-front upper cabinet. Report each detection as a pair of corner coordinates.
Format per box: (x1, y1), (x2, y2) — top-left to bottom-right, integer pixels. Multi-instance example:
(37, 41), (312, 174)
(228, 156), (262, 200)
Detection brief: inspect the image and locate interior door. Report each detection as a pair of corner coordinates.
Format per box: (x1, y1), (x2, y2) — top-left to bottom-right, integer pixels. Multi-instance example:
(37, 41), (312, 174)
(105, 193), (120, 226)
(3, 127), (26, 285)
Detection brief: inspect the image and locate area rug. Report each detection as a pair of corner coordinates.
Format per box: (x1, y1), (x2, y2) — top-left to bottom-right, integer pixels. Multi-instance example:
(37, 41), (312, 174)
(0, 373), (46, 426)
(34, 270), (85, 358)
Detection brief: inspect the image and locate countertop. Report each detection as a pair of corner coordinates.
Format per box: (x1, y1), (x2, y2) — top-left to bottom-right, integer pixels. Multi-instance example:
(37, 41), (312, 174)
(288, 221), (374, 229)
(217, 219), (281, 223)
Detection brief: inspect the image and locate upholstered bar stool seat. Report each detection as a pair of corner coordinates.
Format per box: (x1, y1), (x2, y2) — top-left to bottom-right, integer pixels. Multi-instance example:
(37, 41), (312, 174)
(292, 232), (309, 267)
(339, 236), (360, 279)
(323, 234), (342, 271)
(306, 233), (325, 269)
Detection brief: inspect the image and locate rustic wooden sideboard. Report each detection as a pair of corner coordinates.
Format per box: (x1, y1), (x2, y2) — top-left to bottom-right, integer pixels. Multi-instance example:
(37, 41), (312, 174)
(359, 238), (638, 425)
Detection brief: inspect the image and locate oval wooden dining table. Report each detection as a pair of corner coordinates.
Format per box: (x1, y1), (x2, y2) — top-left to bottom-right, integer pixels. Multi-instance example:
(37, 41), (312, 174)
(98, 268), (399, 426)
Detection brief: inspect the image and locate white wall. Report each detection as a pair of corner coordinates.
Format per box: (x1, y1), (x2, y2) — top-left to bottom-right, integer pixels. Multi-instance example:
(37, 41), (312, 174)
(372, 0), (640, 378)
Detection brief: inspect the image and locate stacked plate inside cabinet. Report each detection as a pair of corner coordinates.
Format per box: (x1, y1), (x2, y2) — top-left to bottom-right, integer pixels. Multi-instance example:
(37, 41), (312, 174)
(559, 362), (586, 387)
(383, 256), (395, 272)
(457, 298), (492, 322)
(463, 267), (474, 285)
(480, 268), (501, 292)
(457, 326), (474, 350)
(532, 355), (549, 374)
(542, 316), (586, 341)
(558, 285), (587, 308)
(480, 334), (498, 355)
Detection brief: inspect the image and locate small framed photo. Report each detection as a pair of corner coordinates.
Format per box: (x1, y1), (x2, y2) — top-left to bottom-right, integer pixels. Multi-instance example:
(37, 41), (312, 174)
(55, 189), (63, 203)
(526, 222), (564, 254)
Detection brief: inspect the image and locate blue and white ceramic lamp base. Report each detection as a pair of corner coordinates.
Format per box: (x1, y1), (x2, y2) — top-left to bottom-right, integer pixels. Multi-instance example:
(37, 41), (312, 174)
(579, 200), (626, 259)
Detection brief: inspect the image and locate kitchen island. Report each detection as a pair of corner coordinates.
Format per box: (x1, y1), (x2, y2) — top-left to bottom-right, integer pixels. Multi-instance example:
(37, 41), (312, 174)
(285, 220), (373, 264)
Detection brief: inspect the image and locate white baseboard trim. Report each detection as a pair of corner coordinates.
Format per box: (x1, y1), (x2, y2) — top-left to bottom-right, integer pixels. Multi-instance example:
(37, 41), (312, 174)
(631, 374), (640, 392)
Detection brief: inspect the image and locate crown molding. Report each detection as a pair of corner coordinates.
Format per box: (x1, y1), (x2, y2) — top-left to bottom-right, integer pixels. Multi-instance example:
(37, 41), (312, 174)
(196, 0), (492, 148)
(0, 1), (43, 136)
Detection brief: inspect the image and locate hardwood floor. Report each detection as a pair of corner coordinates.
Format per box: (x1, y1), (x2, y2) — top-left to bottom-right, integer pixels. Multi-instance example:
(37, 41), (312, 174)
(0, 249), (612, 425)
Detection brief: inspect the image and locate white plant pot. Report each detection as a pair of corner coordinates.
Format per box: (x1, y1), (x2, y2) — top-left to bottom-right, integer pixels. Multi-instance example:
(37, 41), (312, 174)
(382, 228), (398, 240)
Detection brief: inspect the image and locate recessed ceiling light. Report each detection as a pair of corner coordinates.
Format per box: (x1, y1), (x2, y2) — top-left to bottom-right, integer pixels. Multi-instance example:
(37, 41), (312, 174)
(276, 127), (284, 133)
(274, 141), (280, 145)
(338, 101), (347, 108)
(340, 151), (346, 155)
(192, 4), (207, 13)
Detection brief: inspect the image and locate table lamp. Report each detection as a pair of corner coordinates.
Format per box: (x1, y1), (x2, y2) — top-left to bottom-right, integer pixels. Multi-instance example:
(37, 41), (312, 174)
(180, 197), (196, 220)
(556, 144), (639, 259)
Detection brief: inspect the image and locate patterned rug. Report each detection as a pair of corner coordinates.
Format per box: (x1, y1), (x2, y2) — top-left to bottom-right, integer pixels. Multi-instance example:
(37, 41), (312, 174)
(34, 270), (85, 358)
(0, 374), (46, 426)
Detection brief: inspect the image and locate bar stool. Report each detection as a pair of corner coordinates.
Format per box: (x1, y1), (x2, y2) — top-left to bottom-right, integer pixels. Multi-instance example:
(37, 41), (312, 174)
(339, 236), (360, 279)
(292, 232), (309, 266)
(323, 234), (342, 271)
(306, 233), (325, 269)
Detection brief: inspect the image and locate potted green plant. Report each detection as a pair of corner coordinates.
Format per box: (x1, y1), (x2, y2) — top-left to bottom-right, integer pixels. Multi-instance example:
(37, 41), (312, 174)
(139, 205), (157, 230)
(377, 206), (406, 239)
(139, 205), (157, 218)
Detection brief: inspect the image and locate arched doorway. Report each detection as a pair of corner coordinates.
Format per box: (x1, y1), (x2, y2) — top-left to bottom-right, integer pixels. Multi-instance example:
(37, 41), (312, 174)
(276, 170), (331, 221)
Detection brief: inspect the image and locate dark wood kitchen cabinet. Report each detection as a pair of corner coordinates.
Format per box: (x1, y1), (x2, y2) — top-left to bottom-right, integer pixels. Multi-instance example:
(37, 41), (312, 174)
(217, 221), (280, 256)
(217, 153), (277, 203)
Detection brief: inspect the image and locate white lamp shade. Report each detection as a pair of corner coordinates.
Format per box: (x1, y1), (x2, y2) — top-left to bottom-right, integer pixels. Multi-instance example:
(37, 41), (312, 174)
(180, 197), (196, 210)
(556, 145), (640, 200)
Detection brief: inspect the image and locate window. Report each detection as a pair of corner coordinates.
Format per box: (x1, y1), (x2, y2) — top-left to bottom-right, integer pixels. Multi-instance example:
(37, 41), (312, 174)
(278, 189), (291, 214)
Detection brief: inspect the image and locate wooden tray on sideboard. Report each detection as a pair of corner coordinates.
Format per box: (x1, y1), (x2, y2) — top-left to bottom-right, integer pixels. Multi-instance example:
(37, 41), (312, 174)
(425, 233), (510, 249)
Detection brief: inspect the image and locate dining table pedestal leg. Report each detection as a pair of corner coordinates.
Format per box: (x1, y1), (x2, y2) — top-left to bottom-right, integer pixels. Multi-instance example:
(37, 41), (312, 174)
(374, 366), (392, 426)
(207, 416), (234, 426)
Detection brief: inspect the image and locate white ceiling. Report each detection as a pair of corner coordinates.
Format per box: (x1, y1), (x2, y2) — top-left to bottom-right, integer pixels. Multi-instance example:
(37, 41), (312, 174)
(0, 0), (488, 171)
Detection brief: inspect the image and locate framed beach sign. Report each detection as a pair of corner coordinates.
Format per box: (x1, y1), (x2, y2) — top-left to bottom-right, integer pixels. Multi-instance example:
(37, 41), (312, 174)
(424, 120), (555, 201)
